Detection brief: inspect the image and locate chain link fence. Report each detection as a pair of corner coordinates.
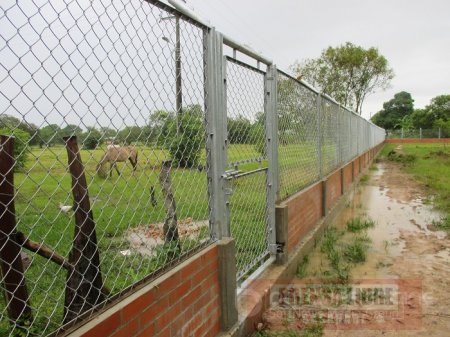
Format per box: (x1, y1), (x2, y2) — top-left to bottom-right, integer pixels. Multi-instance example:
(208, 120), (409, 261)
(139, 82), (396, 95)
(1, 0), (211, 335)
(1, 0), (385, 335)
(225, 58), (269, 283)
(386, 129), (450, 139)
(276, 75), (385, 201)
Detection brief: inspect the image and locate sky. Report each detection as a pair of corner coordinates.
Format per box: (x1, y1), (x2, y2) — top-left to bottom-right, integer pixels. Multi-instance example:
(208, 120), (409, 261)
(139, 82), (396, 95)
(1, 0), (449, 129)
(187, 0), (450, 120)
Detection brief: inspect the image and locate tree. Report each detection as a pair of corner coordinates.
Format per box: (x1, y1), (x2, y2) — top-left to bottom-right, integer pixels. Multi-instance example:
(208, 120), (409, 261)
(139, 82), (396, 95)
(0, 127), (30, 170)
(411, 94), (450, 129)
(291, 42), (394, 114)
(166, 105), (204, 168)
(81, 127), (102, 150)
(371, 91), (414, 129)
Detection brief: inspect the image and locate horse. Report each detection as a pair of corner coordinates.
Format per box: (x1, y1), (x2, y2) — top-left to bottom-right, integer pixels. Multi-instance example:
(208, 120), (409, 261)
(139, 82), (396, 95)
(96, 145), (138, 177)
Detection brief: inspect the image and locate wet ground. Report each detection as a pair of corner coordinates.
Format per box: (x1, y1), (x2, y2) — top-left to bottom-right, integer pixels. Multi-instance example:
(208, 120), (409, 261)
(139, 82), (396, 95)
(261, 152), (450, 336)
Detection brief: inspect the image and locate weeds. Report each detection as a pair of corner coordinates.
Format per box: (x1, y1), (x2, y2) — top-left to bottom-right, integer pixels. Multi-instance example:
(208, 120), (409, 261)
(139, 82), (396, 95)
(343, 236), (371, 263)
(296, 255), (309, 278)
(346, 217), (375, 232)
(360, 174), (369, 184)
(387, 150), (416, 163)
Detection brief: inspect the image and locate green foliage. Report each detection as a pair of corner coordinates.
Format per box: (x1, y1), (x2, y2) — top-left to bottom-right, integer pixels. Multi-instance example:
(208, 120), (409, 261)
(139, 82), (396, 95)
(167, 105), (204, 168)
(0, 114), (39, 145)
(0, 127), (30, 170)
(82, 128), (102, 150)
(343, 236), (370, 263)
(228, 115), (253, 144)
(387, 150), (416, 163)
(296, 255), (310, 278)
(291, 42), (394, 113)
(251, 123), (266, 156)
(346, 217), (375, 232)
(371, 91), (414, 129)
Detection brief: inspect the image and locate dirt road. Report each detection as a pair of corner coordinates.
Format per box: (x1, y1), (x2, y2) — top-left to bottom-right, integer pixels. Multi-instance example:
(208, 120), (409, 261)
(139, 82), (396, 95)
(324, 158), (450, 336)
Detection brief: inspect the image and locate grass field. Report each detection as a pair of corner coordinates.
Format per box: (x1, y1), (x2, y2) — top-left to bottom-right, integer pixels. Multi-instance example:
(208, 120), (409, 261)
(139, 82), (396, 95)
(381, 143), (450, 232)
(0, 140), (341, 335)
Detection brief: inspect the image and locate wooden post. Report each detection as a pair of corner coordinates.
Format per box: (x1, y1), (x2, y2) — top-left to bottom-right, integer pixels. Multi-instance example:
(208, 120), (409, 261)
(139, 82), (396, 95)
(159, 160), (181, 255)
(0, 135), (32, 324)
(63, 136), (105, 324)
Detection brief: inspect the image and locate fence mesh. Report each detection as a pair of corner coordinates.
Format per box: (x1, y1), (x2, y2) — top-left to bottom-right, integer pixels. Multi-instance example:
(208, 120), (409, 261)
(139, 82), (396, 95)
(277, 72), (320, 199)
(225, 58), (269, 282)
(0, 0), (387, 335)
(386, 129), (449, 139)
(0, 0), (211, 335)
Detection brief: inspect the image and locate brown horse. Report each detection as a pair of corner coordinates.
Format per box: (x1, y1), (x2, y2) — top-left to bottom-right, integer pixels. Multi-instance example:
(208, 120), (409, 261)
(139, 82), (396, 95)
(97, 146), (138, 177)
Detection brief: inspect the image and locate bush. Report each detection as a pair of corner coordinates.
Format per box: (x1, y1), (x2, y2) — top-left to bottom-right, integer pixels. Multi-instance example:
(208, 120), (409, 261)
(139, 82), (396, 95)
(82, 129), (102, 150)
(167, 110), (204, 168)
(0, 127), (30, 170)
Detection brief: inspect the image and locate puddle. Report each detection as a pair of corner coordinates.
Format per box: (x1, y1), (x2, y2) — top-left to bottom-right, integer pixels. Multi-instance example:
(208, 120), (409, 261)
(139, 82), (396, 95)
(305, 162), (445, 280)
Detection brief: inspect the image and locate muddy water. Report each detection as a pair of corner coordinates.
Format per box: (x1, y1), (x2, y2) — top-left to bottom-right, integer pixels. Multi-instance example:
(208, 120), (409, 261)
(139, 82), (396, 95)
(305, 162), (445, 281)
(261, 157), (450, 336)
(321, 161), (450, 337)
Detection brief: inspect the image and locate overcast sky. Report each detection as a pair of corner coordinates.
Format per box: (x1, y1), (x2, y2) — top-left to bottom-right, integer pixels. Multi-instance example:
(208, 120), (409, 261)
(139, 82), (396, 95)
(188, 0), (450, 119)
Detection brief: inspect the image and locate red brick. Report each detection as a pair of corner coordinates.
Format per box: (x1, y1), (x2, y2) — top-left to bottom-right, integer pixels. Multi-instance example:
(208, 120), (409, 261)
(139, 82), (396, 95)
(81, 312), (120, 337)
(169, 279), (192, 304)
(139, 296), (169, 327)
(122, 289), (156, 322)
(180, 257), (202, 279)
(156, 302), (182, 331)
(136, 322), (155, 337)
(111, 319), (139, 337)
(182, 285), (203, 308)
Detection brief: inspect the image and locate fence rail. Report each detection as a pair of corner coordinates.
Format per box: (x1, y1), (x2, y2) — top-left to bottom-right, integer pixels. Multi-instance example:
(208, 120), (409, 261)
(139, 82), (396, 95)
(0, 0), (384, 335)
(386, 129), (449, 139)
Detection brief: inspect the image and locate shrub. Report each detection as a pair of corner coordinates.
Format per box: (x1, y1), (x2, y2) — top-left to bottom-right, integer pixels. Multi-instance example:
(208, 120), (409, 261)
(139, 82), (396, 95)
(0, 127), (30, 170)
(167, 110), (204, 168)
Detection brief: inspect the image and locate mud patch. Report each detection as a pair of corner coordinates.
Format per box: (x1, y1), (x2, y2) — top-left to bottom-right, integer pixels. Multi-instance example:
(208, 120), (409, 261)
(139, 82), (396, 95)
(123, 218), (208, 256)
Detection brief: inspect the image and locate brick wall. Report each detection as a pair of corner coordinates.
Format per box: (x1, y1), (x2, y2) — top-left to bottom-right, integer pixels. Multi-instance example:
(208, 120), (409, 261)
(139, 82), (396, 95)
(283, 146), (382, 255)
(343, 163), (353, 191)
(326, 170), (342, 209)
(71, 245), (221, 337)
(287, 182), (323, 252)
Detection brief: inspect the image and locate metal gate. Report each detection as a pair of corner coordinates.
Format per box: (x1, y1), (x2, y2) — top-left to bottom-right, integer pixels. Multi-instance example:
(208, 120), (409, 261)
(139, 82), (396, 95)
(224, 57), (276, 283)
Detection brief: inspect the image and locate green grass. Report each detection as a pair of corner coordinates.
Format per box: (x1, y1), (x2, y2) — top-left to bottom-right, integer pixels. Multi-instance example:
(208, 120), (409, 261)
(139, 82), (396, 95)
(343, 236), (371, 263)
(382, 143), (450, 233)
(0, 143), (271, 335)
(346, 217), (375, 232)
(296, 255), (309, 278)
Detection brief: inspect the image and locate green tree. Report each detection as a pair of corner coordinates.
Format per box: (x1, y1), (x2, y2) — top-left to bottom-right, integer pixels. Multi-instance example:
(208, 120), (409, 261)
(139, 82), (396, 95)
(0, 114), (39, 145)
(371, 91), (414, 129)
(0, 127), (30, 170)
(81, 127), (102, 150)
(228, 115), (252, 144)
(166, 105), (204, 168)
(38, 124), (63, 147)
(291, 42), (394, 114)
(411, 94), (450, 129)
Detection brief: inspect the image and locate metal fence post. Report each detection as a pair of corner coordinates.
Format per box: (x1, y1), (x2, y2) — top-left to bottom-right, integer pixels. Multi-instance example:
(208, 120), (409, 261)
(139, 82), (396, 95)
(204, 28), (228, 239)
(420, 128), (422, 139)
(316, 93), (323, 179)
(264, 65), (278, 255)
(439, 128), (441, 139)
(401, 128), (404, 139)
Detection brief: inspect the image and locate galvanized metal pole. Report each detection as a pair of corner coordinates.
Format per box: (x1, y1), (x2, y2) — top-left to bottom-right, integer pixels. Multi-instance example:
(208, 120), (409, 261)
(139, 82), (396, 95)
(204, 28), (228, 239)
(316, 93), (322, 179)
(264, 65), (278, 255)
(175, 15), (183, 134)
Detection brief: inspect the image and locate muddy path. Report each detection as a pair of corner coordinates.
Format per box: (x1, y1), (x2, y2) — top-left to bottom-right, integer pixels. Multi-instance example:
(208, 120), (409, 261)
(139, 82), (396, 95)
(322, 156), (450, 336)
(260, 154), (450, 336)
